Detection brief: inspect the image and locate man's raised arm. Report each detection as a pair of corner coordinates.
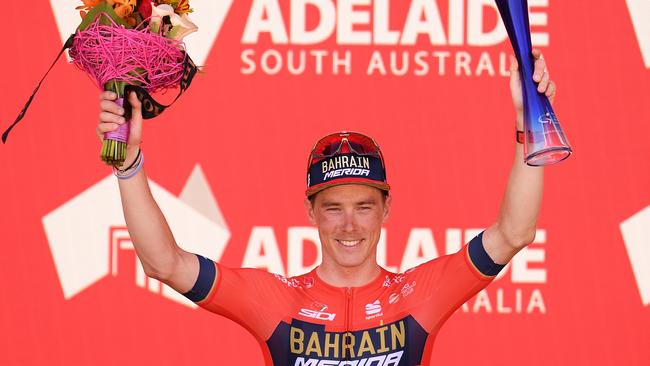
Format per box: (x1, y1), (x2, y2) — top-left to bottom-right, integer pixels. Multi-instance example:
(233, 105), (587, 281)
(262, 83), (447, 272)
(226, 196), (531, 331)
(483, 49), (556, 264)
(96, 91), (200, 293)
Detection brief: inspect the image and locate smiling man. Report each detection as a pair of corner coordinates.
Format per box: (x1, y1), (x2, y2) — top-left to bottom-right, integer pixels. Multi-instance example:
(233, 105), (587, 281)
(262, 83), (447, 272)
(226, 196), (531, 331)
(96, 50), (555, 365)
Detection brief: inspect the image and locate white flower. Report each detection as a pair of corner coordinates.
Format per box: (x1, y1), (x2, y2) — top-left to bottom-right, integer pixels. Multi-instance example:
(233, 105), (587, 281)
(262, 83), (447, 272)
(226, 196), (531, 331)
(167, 13), (198, 41)
(149, 4), (175, 34)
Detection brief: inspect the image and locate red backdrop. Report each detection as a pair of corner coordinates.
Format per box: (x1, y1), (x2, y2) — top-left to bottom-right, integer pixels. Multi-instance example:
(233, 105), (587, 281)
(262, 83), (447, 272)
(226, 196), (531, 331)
(1, 1), (649, 365)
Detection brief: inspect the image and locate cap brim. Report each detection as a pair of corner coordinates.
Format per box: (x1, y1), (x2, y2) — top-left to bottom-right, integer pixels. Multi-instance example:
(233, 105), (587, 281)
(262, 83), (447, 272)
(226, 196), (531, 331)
(306, 178), (390, 197)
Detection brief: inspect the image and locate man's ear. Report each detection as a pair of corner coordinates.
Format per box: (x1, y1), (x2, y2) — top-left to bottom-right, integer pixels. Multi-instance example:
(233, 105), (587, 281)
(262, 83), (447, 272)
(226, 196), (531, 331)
(304, 197), (317, 225)
(382, 195), (392, 224)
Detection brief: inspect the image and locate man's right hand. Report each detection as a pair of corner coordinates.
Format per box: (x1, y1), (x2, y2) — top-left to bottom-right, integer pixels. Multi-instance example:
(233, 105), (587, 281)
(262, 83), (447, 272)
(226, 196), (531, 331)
(96, 91), (143, 169)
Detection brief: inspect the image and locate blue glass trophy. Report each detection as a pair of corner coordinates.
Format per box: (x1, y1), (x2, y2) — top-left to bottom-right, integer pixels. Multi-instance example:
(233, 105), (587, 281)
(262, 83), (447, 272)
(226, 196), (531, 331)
(495, 0), (572, 166)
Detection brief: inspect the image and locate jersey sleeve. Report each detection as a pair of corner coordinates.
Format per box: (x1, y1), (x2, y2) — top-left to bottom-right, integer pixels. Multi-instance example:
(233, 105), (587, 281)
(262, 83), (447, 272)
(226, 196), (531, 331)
(182, 255), (294, 340)
(406, 231), (504, 332)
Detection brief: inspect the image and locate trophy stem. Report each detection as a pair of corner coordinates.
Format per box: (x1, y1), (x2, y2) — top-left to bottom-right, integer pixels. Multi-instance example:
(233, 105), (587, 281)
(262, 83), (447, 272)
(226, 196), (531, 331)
(495, 0), (572, 166)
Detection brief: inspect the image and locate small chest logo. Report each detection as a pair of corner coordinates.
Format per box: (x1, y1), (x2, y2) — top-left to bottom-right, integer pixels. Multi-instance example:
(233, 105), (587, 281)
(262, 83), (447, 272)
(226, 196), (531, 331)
(365, 300), (384, 320)
(299, 303), (336, 321)
(401, 281), (417, 298)
(298, 308), (336, 321)
(302, 276), (314, 289)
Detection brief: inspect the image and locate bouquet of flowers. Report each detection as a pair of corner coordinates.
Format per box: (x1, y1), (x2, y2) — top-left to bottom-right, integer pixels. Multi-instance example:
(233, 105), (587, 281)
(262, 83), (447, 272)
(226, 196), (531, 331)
(1, 1), (199, 166)
(70, 0), (198, 165)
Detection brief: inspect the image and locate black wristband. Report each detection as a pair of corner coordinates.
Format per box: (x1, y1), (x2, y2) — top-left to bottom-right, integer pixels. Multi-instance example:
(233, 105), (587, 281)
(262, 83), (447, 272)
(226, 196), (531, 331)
(516, 130), (524, 144)
(115, 148), (141, 172)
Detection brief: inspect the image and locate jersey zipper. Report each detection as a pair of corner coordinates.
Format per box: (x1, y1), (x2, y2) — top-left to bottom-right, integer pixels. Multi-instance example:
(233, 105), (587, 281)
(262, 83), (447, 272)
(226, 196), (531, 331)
(345, 287), (353, 330)
(344, 287), (353, 360)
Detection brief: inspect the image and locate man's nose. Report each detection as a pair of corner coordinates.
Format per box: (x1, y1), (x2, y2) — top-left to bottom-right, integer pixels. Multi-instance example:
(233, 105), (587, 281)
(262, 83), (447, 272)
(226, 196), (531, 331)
(341, 210), (357, 232)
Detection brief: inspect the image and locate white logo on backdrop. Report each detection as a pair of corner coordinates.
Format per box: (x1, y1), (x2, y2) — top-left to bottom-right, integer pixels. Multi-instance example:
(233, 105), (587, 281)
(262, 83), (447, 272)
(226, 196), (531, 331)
(620, 205), (650, 306)
(626, 0), (650, 69)
(49, 0), (235, 65)
(42, 165), (230, 308)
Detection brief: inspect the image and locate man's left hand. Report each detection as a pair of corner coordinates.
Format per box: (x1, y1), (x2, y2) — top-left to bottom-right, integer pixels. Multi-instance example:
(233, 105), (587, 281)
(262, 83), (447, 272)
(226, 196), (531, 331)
(509, 49), (556, 130)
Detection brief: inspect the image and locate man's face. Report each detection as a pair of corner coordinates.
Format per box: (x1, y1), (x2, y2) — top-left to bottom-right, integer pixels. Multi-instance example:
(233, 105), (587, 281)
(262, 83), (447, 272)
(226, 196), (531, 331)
(305, 184), (391, 269)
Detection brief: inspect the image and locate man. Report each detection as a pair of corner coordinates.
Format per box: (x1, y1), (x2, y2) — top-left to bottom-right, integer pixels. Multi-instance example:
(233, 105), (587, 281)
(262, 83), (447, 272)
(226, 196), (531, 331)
(96, 50), (555, 365)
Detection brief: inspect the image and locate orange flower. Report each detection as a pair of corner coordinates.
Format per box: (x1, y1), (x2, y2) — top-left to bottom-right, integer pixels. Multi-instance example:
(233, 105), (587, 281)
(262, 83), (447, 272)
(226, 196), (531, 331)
(155, 0), (192, 14)
(112, 0), (137, 8)
(82, 0), (102, 8)
(75, 0), (102, 13)
(112, 0), (137, 17)
(113, 4), (132, 18)
(76, 0), (138, 24)
(175, 0), (191, 14)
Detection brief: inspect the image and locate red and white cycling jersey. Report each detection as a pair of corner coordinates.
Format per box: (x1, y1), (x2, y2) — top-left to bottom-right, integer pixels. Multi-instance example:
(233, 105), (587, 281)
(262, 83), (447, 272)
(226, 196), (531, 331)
(186, 232), (500, 366)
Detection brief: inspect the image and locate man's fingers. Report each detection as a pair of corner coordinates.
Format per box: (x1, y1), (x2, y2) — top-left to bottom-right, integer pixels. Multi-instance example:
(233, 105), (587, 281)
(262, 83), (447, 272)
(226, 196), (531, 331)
(100, 100), (125, 115)
(127, 92), (143, 124)
(96, 123), (120, 142)
(545, 80), (556, 99)
(96, 91), (144, 148)
(99, 111), (126, 125)
(509, 55), (518, 72)
(97, 122), (119, 134)
(537, 70), (550, 92)
(529, 49), (554, 98)
(128, 91), (142, 111)
(509, 55), (520, 90)
(127, 92), (143, 146)
(533, 57), (546, 82)
(100, 91), (118, 101)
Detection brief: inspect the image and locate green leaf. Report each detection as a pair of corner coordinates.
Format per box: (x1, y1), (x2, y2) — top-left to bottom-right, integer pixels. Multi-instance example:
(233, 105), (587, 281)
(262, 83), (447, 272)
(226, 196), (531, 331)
(78, 1), (132, 31)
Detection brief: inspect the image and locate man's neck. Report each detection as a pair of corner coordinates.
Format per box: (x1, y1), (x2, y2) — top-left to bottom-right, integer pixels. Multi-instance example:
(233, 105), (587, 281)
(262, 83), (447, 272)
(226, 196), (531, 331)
(316, 260), (382, 288)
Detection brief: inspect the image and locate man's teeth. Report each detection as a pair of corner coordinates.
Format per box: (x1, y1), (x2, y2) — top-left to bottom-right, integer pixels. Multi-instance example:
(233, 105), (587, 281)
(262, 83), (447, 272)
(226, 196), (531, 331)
(339, 239), (361, 247)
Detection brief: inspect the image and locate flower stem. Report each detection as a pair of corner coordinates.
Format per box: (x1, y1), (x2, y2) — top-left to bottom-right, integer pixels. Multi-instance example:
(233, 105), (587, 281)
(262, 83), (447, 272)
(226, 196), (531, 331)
(101, 80), (129, 166)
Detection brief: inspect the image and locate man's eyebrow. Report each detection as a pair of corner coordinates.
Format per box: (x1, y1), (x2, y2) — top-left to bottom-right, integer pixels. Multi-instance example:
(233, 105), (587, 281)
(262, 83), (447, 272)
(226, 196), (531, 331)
(356, 199), (377, 206)
(320, 201), (342, 207)
(319, 198), (378, 207)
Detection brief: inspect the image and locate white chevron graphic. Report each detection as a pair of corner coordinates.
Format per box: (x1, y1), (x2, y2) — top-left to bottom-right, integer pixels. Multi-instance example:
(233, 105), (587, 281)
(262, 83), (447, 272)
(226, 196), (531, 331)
(42, 165), (229, 308)
(626, 0), (650, 68)
(621, 205), (650, 306)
